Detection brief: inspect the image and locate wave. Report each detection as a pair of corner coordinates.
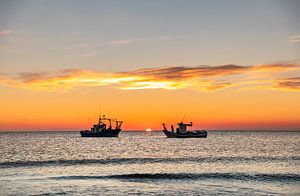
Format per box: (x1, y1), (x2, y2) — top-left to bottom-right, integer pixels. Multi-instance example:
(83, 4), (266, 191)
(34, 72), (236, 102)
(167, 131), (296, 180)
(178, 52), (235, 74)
(49, 173), (300, 182)
(1, 156), (299, 168)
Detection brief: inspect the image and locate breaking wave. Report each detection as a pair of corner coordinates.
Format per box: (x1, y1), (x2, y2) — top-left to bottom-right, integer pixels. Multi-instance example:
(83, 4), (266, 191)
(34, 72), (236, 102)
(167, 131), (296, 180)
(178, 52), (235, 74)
(49, 173), (300, 182)
(0, 156), (299, 168)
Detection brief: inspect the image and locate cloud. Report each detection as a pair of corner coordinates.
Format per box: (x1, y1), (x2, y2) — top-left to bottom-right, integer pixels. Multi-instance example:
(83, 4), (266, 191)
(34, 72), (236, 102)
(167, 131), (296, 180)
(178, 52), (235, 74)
(84, 51), (97, 57)
(123, 65), (249, 81)
(108, 39), (131, 46)
(275, 77), (300, 91)
(0, 29), (12, 36)
(0, 73), (11, 83)
(0, 62), (299, 92)
(251, 63), (298, 72)
(155, 35), (180, 40)
(107, 35), (179, 46)
(68, 35), (180, 51)
(288, 34), (300, 43)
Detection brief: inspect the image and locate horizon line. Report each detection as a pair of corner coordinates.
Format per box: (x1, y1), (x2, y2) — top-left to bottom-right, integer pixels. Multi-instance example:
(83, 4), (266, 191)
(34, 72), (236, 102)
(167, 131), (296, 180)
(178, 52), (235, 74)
(1, 129), (300, 133)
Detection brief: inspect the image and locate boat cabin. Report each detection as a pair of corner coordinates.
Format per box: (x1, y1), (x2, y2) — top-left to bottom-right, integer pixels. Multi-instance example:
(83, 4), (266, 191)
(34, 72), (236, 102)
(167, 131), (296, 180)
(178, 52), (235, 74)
(91, 115), (123, 133)
(163, 122), (193, 134)
(176, 122), (193, 134)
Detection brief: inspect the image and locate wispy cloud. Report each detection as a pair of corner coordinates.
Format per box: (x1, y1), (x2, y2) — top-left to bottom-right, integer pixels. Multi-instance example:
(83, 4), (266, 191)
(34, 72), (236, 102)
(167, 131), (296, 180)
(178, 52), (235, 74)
(107, 35), (180, 45)
(0, 62), (299, 92)
(154, 35), (182, 41)
(275, 77), (300, 91)
(126, 65), (249, 80)
(0, 29), (12, 36)
(68, 34), (181, 50)
(108, 39), (132, 46)
(83, 51), (97, 57)
(288, 34), (300, 43)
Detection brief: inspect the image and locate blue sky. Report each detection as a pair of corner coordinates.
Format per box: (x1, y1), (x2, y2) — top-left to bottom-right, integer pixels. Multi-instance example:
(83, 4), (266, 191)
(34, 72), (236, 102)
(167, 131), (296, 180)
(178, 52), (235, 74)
(0, 0), (299, 73)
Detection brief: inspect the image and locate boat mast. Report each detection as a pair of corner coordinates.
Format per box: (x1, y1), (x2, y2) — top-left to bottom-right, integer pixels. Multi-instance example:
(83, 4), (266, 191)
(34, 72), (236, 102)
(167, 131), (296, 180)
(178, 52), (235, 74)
(162, 123), (168, 131)
(108, 119), (112, 129)
(116, 121), (123, 129)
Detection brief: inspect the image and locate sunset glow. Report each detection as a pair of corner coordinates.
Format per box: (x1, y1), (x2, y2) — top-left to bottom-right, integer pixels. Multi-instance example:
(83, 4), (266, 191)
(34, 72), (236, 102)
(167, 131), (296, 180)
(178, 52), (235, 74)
(0, 1), (299, 131)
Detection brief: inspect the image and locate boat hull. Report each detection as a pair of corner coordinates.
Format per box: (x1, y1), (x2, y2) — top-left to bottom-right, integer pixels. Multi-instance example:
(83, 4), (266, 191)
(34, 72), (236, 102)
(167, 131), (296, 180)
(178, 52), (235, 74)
(80, 129), (121, 137)
(163, 130), (207, 138)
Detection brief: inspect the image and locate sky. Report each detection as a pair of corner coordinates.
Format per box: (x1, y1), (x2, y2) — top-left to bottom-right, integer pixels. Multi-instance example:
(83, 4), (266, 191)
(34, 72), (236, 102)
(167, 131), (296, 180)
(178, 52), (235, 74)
(0, 0), (300, 131)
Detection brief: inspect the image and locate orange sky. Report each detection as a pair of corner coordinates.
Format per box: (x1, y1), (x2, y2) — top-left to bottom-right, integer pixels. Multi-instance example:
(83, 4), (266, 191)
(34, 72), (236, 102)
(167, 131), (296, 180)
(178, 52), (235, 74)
(1, 62), (300, 131)
(1, 1), (300, 131)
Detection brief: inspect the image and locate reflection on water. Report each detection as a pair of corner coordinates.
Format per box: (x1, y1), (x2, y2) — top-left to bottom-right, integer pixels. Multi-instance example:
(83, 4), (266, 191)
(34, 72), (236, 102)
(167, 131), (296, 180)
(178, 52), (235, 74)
(0, 131), (299, 195)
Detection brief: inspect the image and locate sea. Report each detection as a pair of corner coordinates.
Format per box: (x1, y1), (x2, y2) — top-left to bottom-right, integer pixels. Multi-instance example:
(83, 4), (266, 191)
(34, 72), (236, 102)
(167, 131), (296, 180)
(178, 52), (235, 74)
(0, 131), (299, 195)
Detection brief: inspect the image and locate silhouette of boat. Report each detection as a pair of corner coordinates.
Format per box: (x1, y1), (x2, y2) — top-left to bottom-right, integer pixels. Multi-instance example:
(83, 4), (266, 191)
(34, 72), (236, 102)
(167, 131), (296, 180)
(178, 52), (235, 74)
(162, 122), (207, 138)
(80, 115), (123, 137)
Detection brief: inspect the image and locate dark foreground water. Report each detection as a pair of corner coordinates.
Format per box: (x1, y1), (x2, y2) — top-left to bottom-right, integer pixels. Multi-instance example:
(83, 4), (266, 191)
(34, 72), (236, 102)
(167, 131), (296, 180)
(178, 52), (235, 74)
(0, 131), (299, 195)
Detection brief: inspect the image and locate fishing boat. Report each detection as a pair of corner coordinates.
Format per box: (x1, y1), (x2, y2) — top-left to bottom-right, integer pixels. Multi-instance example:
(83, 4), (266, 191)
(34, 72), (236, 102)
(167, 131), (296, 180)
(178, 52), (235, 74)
(80, 115), (123, 137)
(162, 121), (207, 138)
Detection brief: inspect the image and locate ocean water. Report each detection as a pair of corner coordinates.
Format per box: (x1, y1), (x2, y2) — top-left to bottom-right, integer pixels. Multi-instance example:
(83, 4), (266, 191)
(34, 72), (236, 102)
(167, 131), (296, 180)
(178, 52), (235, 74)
(0, 131), (299, 195)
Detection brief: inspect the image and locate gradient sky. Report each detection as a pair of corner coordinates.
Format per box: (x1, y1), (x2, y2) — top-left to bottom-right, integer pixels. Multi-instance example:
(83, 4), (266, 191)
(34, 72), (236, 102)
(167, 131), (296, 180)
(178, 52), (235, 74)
(0, 0), (300, 131)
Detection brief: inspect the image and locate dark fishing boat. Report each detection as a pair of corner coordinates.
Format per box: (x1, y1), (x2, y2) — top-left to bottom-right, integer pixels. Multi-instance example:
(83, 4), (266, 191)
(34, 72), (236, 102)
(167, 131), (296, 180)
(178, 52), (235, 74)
(80, 115), (123, 137)
(162, 122), (207, 138)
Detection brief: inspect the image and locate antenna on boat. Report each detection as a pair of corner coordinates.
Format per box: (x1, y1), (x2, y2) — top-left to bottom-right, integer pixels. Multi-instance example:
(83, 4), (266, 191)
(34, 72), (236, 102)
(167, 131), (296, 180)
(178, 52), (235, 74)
(182, 114), (186, 122)
(98, 104), (102, 123)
